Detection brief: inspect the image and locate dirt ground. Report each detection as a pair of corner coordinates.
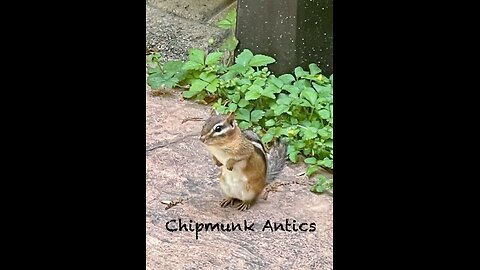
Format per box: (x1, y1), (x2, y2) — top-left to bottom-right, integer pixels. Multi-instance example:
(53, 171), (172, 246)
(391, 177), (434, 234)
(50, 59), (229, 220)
(146, 81), (333, 269)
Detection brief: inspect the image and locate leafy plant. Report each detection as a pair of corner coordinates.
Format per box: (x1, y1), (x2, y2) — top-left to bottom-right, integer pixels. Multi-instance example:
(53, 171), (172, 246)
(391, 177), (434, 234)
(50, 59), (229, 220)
(146, 52), (187, 90)
(311, 175), (333, 193)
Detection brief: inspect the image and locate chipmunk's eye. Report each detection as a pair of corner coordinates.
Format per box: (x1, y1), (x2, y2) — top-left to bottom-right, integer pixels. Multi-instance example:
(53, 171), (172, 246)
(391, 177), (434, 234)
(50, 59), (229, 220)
(214, 125), (222, 132)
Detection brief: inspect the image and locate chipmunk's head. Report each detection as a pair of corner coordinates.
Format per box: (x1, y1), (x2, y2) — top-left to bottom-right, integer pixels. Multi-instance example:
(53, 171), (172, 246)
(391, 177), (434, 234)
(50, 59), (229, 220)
(200, 112), (239, 145)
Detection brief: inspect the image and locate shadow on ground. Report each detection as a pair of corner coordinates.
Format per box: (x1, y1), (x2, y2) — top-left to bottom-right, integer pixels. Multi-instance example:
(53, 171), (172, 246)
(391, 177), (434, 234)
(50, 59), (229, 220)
(146, 80), (333, 269)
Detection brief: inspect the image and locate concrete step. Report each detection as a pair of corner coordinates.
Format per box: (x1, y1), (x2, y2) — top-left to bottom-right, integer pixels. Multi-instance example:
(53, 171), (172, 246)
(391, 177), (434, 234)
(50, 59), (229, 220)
(146, 4), (231, 61)
(147, 0), (235, 22)
(146, 0), (237, 61)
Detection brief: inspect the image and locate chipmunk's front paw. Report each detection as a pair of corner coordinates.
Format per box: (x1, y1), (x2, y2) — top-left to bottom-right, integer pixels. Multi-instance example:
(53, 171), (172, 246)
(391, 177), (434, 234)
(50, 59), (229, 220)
(225, 159), (235, 171)
(237, 201), (252, 211)
(220, 197), (237, 207)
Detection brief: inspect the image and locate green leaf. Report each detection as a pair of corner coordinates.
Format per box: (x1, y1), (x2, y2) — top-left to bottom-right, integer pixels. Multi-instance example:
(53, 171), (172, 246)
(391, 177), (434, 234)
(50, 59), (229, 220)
(310, 120), (321, 129)
(276, 94), (293, 105)
(182, 60), (204, 71)
(306, 165), (319, 176)
(230, 93), (241, 103)
(235, 49), (254, 67)
(249, 54), (276, 67)
(147, 66), (161, 75)
(304, 157), (317, 164)
(182, 90), (196, 98)
(286, 127), (298, 137)
(303, 127), (318, 140)
(147, 74), (163, 89)
(206, 79), (219, 93)
(324, 139), (333, 149)
(308, 63), (322, 75)
(187, 48), (205, 65)
(228, 102), (238, 112)
(147, 74), (179, 89)
(312, 82), (333, 98)
(294, 79), (310, 90)
(218, 19), (233, 29)
(283, 85), (300, 96)
(300, 87), (318, 106)
(163, 61), (184, 74)
(199, 72), (217, 83)
(311, 184), (326, 193)
(267, 83), (282, 93)
(269, 76), (284, 88)
(265, 119), (275, 126)
(239, 85), (250, 93)
(278, 74), (296, 84)
(288, 146), (299, 163)
(205, 52), (224, 66)
(225, 8), (237, 23)
(273, 127), (287, 137)
(236, 108), (251, 122)
(318, 158), (333, 169)
(228, 63), (249, 74)
(216, 105), (228, 114)
(318, 109), (330, 119)
(237, 78), (252, 86)
(163, 77), (179, 88)
(294, 141), (306, 149)
(253, 78), (266, 86)
(238, 121), (252, 130)
(294, 66), (308, 79)
(189, 79), (209, 94)
(221, 69), (240, 81)
(261, 133), (274, 144)
(261, 85), (276, 99)
(218, 8), (236, 29)
(173, 68), (188, 82)
(245, 85), (262, 100)
(250, 110), (265, 123)
(311, 175), (330, 193)
(237, 99), (250, 108)
(220, 36), (239, 52)
(273, 104), (290, 116)
(318, 127), (330, 138)
(265, 83), (281, 94)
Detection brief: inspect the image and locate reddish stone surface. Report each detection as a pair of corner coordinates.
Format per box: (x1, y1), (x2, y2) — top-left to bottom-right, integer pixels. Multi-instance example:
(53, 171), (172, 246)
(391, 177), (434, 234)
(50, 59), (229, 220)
(146, 82), (333, 269)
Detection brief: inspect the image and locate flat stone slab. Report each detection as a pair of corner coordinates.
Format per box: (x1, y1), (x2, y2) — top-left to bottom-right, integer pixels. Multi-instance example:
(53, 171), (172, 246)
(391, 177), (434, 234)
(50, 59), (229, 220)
(146, 82), (333, 269)
(146, 4), (229, 61)
(147, 0), (235, 22)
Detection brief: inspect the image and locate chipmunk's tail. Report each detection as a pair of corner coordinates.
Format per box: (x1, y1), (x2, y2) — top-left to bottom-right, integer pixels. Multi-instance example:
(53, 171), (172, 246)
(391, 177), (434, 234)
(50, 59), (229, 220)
(266, 138), (288, 183)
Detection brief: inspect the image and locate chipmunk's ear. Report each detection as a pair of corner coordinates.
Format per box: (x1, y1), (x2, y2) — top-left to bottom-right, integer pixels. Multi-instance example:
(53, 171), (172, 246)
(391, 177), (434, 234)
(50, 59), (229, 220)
(226, 112), (236, 127)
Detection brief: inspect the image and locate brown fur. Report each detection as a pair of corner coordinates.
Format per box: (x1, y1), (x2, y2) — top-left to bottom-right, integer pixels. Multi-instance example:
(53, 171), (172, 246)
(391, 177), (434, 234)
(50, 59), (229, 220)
(200, 113), (267, 211)
(243, 151), (267, 196)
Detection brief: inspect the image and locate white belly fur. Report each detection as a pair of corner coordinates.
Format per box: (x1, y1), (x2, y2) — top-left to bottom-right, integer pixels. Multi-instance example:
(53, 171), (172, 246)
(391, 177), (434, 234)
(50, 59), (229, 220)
(207, 145), (256, 201)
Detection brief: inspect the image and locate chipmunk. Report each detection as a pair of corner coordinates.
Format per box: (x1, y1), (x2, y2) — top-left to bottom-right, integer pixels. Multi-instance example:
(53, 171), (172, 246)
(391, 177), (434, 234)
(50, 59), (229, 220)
(200, 112), (287, 211)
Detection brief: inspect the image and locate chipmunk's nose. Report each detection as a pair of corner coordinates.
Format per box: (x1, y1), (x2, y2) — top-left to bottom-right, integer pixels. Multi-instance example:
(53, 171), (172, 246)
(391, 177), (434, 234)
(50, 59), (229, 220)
(199, 135), (206, 143)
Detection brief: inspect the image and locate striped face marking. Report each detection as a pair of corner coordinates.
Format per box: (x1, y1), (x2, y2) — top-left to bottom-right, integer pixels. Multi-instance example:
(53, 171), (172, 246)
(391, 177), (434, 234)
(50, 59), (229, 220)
(212, 123), (227, 136)
(200, 113), (237, 144)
